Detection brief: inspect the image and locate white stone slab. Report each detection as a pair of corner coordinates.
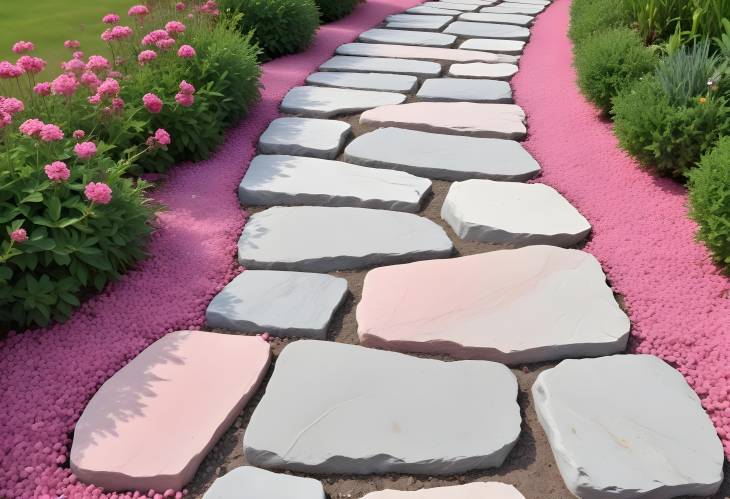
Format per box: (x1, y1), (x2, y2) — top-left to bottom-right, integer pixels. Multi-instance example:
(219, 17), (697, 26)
(459, 38), (525, 55)
(258, 117), (350, 159)
(320, 55), (441, 78)
(441, 179), (591, 246)
(445, 21), (531, 40)
(534, 355), (724, 498)
(306, 72), (417, 92)
(280, 86), (405, 118)
(406, 6), (462, 16)
(423, 1), (480, 11)
(362, 483), (526, 499)
(203, 467), (325, 499)
(460, 12), (534, 26)
(385, 14), (453, 31)
(358, 28), (456, 47)
(238, 206), (453, 272)
(336, 43), (518, 64)
(448, 62), (519, 80)
(243, 341), (521, 475)
(417, 78), (512, 102)
(509, 0), (548, 5)
(441, 0), (498, 5)
(481, 3), (544, 14)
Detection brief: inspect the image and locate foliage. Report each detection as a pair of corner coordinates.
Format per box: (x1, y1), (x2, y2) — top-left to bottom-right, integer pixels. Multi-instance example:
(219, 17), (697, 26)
(569, 0), (630, 43)
(655, 40), (723, 104)
(314, 0), (362, 23)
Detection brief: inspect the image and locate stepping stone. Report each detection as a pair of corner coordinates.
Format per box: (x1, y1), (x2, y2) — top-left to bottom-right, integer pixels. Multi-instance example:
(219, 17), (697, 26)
(336, 43), (518, 64)
(481, 3), (544, 14)
(509, 0), (548, 5)
(460, 12), (534, 26)
(459, 38), (525, 55)
(533, 355), (724, 498)
(358, 28), (456, 47)
(417, 78), (512, 102)
(385, 14), (453, 31)
(243, 341), (521, 475)
(206, 270), (346, 339)
(362, 483), (526, 499)
(306, 72), (417, 92)
(407, 6), (462, 16)
(441, 179), (591, 246)
(280, 86), (405, 118)
(203, 467), (325, 499)
(239, 155), (431, 212)
(448, 62), (519, 80)
(258, 117), (350, 159)
(441, 0), (498, 5)
(237, 206), (453, 272)
(422, 1), (481, 11)
(360, 102), (527, 140)
(70, 331), (270, 492)
(345, 128), (540, 181)
(320, 55), (441, 78)
(445, 21), (531, 40)
(357, 246), (630, 364)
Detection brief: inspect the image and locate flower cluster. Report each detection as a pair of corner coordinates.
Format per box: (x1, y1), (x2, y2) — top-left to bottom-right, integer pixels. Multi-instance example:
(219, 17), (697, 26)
(175, 80), (195, 107)
(0, 41), (47, 81)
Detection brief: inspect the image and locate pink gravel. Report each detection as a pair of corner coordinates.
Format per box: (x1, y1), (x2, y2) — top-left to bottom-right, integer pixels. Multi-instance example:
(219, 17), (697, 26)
(513, 0), (730, 456)
(0, 1), (421, 498)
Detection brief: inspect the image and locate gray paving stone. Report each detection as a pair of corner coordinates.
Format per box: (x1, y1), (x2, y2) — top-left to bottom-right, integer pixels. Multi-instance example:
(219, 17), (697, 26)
(239, 155), (431, 212)
(205, 270), (347, 339)
(459, 12), (534, 26)
(258, 117), (350, 159)
(459, 38), (525, 55)
(243, 340), (521, 475)
(335, 43), (518, 64)
(362, 483), (526, 499)
(320, 55), (441, 78)
(203, 466), (325, 499)
(445, 21), (531, 40)
(237, 206), (453, 272)
(417, 78), (512, 102)
(422, 1), (480, 11)
(440, 0), (498, 5)
(358, 28), (456, 47)
(406, 6), (462, 16)
(480, 2), (544, 14)
(447, 62), (519, 80)
(385, 14), (453, 31)
(509, 0), (548, 5)
(345, 127), (540, 181)
(534, 355), (724, 498)
(306, 72), (417, 92)
(280, 86), (405, 118)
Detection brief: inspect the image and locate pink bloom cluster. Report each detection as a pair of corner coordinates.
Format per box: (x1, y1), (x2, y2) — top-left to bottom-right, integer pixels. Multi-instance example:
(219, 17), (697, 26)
(64, 39), (80, 49)
(101, 25), (134, 42)
(175, 80), (195, 107)
(199, 0), (220, 16)
(86, 55), (110, 72)
(33, 82), (51, 96)
(128, 4), (150, 17)
(44, 161), (71, 182)
(146, 127), (171, 148)
(176, 2), (186, 11)
(84, 182), (112, 204)
(138, 49), (157, 64)
(17, 55), (46, 74)
(0, 97), (24, 116)
(12, 41), (34, 54)
(103, 13), (121, 24)
(73, 129), (85, 139)
(143, 93), (163, 113)
(177, 44), (195, 58)
(74, 141), (97, 160)
(19, 119), (64, 142)
(0, 61), (24, 79)
(51, 74), (79, 97)
(165, 21), (186, 35)
(10, 228), (28, 243)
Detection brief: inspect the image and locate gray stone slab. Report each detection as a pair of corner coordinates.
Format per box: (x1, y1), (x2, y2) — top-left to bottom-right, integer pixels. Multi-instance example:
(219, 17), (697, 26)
(205, 270), (347, 339)
(440, 0), (498, 5)
(459, 12), (534, 26)
(258, 117), (350, 159)
(239, 155), (431, 212)
(243, 340), (521, 475)
(335, 43), (518, 64)
(447, 62), (519, 80)
(320, 55), (441, 78)
(481, 3), (544, 14)
(280, 86), (405, 118)
(533, 355), (724, 498)
(445, 21), (531, 40)
(423, 1), (480, 11)
(417, 78), (512, 102)
(385, 14), (453, 31)
(238, 206), (453, 272)
(406, 6), (462, 16)
(509, 0), (548, 5)
(203, 466), (325, 499)
(345, 127), (539, 181)
(362, 484), (526, 499)
(306, 72), (417, 92)
(358, 28), (456, 47)
(459, 38), (525, 55)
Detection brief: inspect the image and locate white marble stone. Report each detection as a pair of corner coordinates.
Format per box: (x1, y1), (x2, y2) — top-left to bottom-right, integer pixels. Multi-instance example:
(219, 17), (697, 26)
(335, 43), (518, 64)
(280, 86), (405, 118)
(480, 3), (544, 14)
(423, 1), (480, 11)
(459, 38), (525, 55)
(385, 14), (453, 31)
(306, 72), (417, 92)
(417, 78), (512, 102)
(407, 5), (462, 15)
(203, 467), (325, 499)
(447, 62), (519, 80)
(320, 55), (441, 78)
(445, 21), (531, 40)
(459, 12), (534, 26)
(358, 28), (456, 47)
(258, 117), (350, 159)
(362, 483), (526, 499)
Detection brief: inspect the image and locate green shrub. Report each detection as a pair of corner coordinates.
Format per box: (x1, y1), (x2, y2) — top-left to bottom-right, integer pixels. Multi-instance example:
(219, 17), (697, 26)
(314, 0), (362, 22)
(569, 0), (630, 43)
(655, 40), (722, 105)
(574, 27), (656, 113)
(220, 0), (320, 59)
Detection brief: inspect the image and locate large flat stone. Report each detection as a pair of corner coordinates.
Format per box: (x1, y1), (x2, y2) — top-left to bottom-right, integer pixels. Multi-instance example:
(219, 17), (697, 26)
(70, 332), (270, 491)
(203, 467), (325, 499)
(460, 12), (534, 26)
(243, 341), (521, 475)
(360, 102), (527, 140)
(306, 72), (417, 92)
(205, 270), (347, 339)
(417, 78), (512, 102)
(407, 5), (462, 16)
(509, 0), (549, 5)
(459, 38), (525, 55)
(448, 62), (519, 80)
(280, 86), (404, 118)
(441, 0), (498, 4)
(239, 155), (431, 212)
(258, 117), (350, 159)
(345, 128), (540, 181)
(320, 55), (441, 78)
(445, 21), (531, 40)
(422, 1), (481, 11)
(480, 3), (544, 14)
(533, 355), (724, 498)
(238, 206), (453, 272)
(362, 483), (526, 499)
(336, 43), (518, 64)
(357, 246), (630, 364)
(385, 14), (453, 30)
(358, 28), (456, 47)
(442, 180), (591, 246)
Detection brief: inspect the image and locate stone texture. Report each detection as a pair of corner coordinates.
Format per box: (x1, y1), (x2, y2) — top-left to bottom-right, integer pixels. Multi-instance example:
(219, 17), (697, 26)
(358, 28), (456, 47)
(345, 128), (540, 181)
(362, 483), (526, 499)
(258, 117), (350, 159)
(306, 72), (417, 92)
(243, 341), (521, 475)
(423, 1), (480, 11)
(417, 78), (512, 102)
(445, 21), (531, 40)
(509, 0), (548, 5)
(448, 62), (519, 80)
(385, 14), (453, 30)
(336, 43), (518, 64)
(238, 206), (453, 272)
(238, 155), (431, 212)
(320, 55), (441, 78)
(459, 38), (525, 55)
(441, 0), (498, 4)
(360, 102), (526, 140)
(407, 5), (462, 15)
(280, 86), (404, 118)
(203, 467), (325, 499)
(533, 355), (724, 498)
(205, 270), (347, 339)
(460, 12), (534, 26)
(442, 180), (590, 246)
(70, 332), (270, 492)
(357, 246), (630, 364)
(480, 2), (544, 14)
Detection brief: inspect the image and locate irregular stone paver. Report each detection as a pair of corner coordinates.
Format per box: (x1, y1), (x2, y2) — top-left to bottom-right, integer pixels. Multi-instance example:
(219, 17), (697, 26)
(385, 14), (453, 30)
(423, 1), (480, 10)
(533, 355), (724, 498)
(407, 6), (462, 16)
(357, 246), (630, 364)
(460, 12), (534, 26)
(280, 86), (405, 118)
(345, 127), (540, 181)
(362, 483), (526, 499)
(360, 102), (526, 140)
(238, 206), (453, 272)
(417, 78), (512, 102)
(239, 155), (431, 212)
(258, 117), (350, 159)
(306, 72), (417, 93)
(70, 331), (270, 492)
(481, 2), (544, 14)
(205, 270), (347, 339)
(358, 28), (456, 47)
(448, 62), (519, 80)
(441, 0), (498, 4)
(459, 38), (525, 55)
(243, 341), (521, 474)
(203, 467), (325, 499)
(441, 179), (591, 246)
(509, 0), (548, 6)
(445, 21), (531, 40)
(320, 55), (441, 78)
(336, 43), (518, 64)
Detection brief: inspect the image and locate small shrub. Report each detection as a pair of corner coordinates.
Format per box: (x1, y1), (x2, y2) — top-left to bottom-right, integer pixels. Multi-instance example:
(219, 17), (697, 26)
(569, 0), (630, 43)
(314, 0), (362, 22)
(655, 40), (722, 105)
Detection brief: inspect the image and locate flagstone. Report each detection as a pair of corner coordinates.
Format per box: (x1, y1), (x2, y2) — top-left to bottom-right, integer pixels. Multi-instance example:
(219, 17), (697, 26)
(280, 86), (405, 118)
(460, 12), (534, 26)
(203, 467), (325, 499)
(417, 78), (512, 102)
(306, 71), (417, 92)
(320, 55), (441, 78)
(448, 62), (519, 80)
(335, 42), (518, 64)
(480, 2), (544, 14)
(459, 38), (525, 55)
(424, 1), (480, 10)
(385, 14), (453, 30)
(441, 0), (498, 5)
(445, 21), (531, 40)
(358, 28), (456, 47)
(258, 117), (351, 159)
(362, 483), (526, 499)
(406, 5), (462, 15)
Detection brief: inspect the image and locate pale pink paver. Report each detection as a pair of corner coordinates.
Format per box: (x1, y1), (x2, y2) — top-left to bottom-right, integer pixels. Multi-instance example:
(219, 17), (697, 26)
(360, 101), (526, 139)
(361, 483), (526, 499)
(70, 331), (270, 492)
(335, 42), (518, 63)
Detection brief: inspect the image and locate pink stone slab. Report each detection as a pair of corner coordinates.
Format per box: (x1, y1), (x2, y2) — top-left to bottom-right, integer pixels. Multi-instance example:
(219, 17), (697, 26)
(360, 102), (526, 139)
(362, 483), (526, 499)
(70, 331), (271, 492)
(335, 43), (518, 64)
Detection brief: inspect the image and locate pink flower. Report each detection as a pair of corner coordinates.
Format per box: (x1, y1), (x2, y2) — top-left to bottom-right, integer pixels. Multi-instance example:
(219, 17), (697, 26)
(179, 80), (195, 95)
(51, 74), (79, 97)
(175, 2), (186, 10)
(177, 45), (195, 58)
(16, 55), (45, 74)
(108, 70), (123, 78)
(97, 78), (120, 97)
(74, 141), (97, 160)
(103, 13), (120, 24)
(112, 97), (125, 111)
(73, 51), (84, 59)
(147, 128), (171, 147)
(33, 82), (52, 96)
(155, 38), (176, 50)
(199, 0), (219, 16)
(142, 93), (163, 113)
(86, 55), (110, 72)
(39, 124), (64, 142)
(12, 41), (34, 54)
(101, 29), (114, 42)
(44, 161), (70, 182)
(19, 118), (44, 137)
(175, 92), (194, 107)
(111, 25), (134, 40)
(0, 97), (24, 115)
(64, 40), (80, 49)
(128, 4), (150, 17)
(10, 228), (28, 243)
(88, 94), (101, 105)
(165, 21), (186, 34)
(61, 58), (86, 75)
(0, 61), (24, 79)
(142, 29), (168, 45)
(73, 129), (85, 139)
(80, 72), (101, 91)
(137, 50), (157, 64)
(84, 182), (112, 204)
(0, 112), (11, 128)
